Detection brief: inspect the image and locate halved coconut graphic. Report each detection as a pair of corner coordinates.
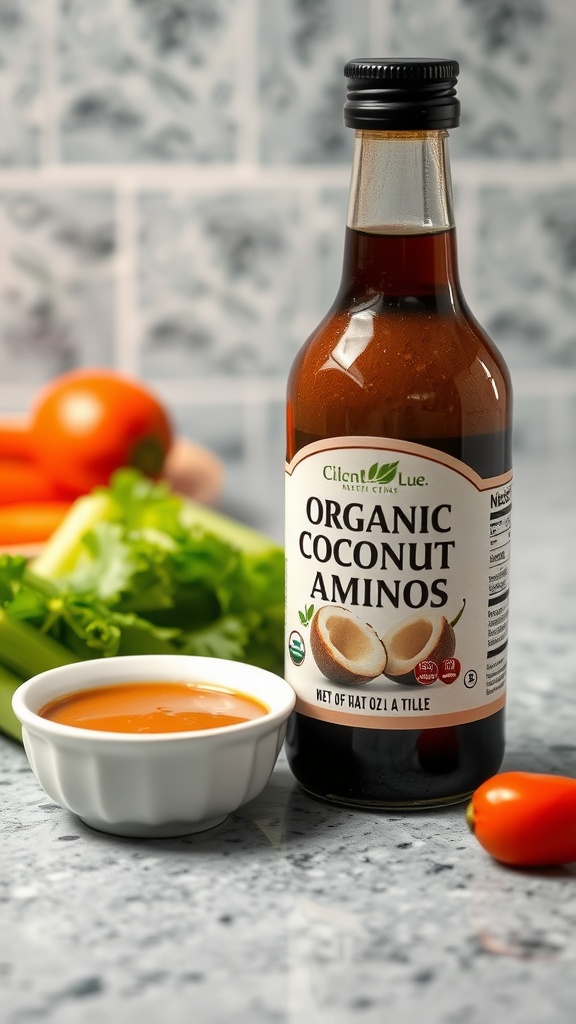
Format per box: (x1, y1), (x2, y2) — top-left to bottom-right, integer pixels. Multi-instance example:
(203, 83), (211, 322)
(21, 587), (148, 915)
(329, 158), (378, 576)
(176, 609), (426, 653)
(310, 606), (387, 686)
(382, 601), (464, 686)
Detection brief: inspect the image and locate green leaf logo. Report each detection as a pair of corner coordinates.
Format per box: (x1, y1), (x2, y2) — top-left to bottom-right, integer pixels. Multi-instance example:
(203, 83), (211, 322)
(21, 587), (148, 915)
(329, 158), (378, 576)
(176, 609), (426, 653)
(298, 604), (314, 627)
(368, 461), (399, 484)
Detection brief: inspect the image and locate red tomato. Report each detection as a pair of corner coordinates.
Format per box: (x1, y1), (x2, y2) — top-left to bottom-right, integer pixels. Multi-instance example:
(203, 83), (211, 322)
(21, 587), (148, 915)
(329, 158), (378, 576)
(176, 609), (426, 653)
(466, 771), (576, 867)
(30, 369), (173, 497)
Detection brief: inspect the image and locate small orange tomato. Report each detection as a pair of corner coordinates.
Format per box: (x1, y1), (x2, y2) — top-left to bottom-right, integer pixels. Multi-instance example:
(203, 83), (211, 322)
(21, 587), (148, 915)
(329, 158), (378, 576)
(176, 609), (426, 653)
(466, 771), (576, 867)
(30, 369), (173, 498)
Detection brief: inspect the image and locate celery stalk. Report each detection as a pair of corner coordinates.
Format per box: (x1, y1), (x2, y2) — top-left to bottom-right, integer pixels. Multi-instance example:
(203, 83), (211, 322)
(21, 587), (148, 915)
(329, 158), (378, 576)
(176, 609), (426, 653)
(0, 609), (80, 678)
(179, 499), (278, 554)
(31, 492), (116, 579)
(0, 664), (24, 742)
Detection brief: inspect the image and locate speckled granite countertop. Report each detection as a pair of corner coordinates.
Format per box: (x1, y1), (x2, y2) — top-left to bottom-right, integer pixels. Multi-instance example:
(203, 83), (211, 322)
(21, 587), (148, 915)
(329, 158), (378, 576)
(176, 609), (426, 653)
(2, 454), (576, 1024)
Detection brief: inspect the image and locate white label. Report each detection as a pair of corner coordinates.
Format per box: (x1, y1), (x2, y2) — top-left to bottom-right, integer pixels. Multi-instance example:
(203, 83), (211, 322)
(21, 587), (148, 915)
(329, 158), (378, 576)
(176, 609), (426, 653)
(285, 437), (511, 730)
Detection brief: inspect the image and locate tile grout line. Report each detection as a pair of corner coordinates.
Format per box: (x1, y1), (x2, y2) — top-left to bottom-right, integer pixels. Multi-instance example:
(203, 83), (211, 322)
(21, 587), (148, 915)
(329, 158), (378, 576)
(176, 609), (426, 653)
(1, 159), (576, 191)
(153, 378), (288, 406)
(243, 398), (270, 494)
(451, 158), (576, 187)
(0, 165), (351, 189)
(39, 0), (60, 166)
(2, 370), (574, 410)
(113, 180), (140, 377)
(369, 0), (393, 46)
(454, 177), (481, 316)
(547, 395), (573, 452)
(234, 0), (261, 167)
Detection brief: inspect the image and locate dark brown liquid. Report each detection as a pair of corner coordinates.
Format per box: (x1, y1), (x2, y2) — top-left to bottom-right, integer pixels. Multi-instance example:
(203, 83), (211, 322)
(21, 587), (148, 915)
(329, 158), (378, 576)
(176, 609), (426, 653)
(286, 227), (512, 808)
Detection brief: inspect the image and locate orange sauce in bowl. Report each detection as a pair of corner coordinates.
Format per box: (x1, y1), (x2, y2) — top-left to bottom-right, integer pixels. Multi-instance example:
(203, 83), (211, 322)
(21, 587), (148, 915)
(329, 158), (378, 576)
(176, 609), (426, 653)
(39, 681), (269, 734)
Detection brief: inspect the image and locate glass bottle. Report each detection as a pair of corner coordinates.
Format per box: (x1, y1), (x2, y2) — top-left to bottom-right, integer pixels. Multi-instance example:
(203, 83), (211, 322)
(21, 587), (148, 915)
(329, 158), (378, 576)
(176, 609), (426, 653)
(284, 59), (512, 808)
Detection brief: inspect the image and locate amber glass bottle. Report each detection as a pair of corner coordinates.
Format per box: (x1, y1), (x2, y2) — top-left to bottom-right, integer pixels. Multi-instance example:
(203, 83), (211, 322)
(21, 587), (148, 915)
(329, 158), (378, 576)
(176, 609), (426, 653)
(284, 59), (512, 808)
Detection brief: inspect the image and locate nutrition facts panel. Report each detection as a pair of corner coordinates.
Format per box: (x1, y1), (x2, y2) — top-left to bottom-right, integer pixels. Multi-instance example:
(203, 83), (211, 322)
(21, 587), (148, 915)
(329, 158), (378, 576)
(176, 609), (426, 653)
(486, 483), (512, 696)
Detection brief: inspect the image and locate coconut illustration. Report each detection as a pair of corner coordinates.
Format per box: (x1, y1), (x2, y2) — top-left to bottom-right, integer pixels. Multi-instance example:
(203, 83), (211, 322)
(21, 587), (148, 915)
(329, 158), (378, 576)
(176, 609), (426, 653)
(310, 606), (387, 686)
(382, 600), (465, 686)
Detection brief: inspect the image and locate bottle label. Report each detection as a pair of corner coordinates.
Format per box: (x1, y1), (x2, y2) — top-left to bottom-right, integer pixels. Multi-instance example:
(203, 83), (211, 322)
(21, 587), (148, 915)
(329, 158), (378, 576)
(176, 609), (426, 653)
(285, 437), (511, 729)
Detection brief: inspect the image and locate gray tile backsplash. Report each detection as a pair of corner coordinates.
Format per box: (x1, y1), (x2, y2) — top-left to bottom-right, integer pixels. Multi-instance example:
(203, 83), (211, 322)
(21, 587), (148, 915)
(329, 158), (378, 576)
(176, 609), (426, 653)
(0, 189), (116, 386)
(0, 0), (41, 166)
(0, 0), (574, 537)
(138, 188), (304, 377)
(391, 0), (576, 160)
(259, 0), (370, 165)
(59, 0), (240, 163)
(476, 185), (576, 369)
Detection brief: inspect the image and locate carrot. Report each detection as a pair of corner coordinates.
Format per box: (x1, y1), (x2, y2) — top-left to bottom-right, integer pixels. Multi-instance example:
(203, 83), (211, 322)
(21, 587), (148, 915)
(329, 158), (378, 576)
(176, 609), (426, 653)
(0, 459), (66, 505)
(0, 502), (72, 546)
(0, 418), (34, 460)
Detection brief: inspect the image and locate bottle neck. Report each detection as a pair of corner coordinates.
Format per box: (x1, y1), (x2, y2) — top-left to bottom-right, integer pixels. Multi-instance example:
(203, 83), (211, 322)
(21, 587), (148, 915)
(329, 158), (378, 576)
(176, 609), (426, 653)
(339, 130), (461, 302)
(348, 130), (455, 232)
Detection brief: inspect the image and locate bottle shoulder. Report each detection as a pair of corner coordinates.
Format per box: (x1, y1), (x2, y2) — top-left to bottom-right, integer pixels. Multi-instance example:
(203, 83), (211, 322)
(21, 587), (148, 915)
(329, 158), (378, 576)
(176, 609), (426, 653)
(292, 305), (509, 387)
(288, 304), (512, 446)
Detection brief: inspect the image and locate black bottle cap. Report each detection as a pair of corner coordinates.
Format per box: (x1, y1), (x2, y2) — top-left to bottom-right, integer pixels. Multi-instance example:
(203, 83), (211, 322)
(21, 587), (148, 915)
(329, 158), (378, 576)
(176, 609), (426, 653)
(344, 58), (460, 130)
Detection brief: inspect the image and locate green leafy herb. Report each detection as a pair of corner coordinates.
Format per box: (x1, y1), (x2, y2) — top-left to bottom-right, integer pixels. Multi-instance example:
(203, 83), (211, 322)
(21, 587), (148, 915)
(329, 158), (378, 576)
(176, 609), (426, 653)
(0, 470), (285, 741)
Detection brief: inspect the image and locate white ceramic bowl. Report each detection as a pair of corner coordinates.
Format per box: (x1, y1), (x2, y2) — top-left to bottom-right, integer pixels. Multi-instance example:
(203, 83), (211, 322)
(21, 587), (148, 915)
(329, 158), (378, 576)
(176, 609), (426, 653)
(12, 655), (295, 839)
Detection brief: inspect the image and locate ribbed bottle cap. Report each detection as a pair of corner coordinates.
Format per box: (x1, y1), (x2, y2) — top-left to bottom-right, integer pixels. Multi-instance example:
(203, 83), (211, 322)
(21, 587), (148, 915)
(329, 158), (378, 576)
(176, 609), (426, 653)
(344, 58), (460, 130)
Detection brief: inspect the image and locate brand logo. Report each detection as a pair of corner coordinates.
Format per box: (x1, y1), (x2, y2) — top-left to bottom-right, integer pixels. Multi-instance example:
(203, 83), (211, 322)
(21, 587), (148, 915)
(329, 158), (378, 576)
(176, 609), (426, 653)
(323, 461), (427, 492)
